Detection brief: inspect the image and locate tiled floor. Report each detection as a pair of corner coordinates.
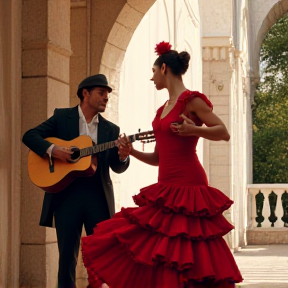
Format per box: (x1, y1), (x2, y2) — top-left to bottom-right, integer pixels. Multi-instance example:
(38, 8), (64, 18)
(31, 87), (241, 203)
(234, 245), (288, 288)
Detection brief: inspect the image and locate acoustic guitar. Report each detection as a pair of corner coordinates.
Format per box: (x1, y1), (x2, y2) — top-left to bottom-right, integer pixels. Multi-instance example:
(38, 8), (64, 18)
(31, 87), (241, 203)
(27, 130), (155, 193)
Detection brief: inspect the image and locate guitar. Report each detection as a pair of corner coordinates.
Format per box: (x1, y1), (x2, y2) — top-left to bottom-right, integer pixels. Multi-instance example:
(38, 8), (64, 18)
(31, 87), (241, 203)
(27, 130), (155, 193)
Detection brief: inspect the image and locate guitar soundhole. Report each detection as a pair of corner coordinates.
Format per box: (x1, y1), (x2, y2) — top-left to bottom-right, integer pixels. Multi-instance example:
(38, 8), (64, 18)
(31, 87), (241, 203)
(70, 146), (80, 161)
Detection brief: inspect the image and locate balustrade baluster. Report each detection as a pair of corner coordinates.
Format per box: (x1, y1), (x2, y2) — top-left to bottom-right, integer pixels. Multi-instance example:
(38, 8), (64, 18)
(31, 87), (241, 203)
(268, 191), (278, 227)
(281, 191), (288, 227)
(255, 191), (265, 227)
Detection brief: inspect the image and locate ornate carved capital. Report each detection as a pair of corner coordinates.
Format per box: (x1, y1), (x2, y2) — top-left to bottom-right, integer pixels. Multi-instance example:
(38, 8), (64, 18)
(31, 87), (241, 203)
(203, 46), (227, 61)
(202, 37), (233, 62)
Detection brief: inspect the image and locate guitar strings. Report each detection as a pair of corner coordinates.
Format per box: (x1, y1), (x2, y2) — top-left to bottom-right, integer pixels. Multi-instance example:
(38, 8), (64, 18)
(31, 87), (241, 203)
(78, 132), (155, 157)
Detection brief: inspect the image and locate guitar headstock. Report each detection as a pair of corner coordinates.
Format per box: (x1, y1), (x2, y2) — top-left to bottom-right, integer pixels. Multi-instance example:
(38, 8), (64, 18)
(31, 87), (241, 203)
(135, 129), (155, 144)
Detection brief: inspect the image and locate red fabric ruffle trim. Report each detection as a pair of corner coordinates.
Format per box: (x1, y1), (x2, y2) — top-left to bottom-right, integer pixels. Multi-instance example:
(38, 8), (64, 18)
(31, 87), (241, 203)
(177, 90), (213, 110)
(122, 206), (234, 239)
(133, 183), (233, 217)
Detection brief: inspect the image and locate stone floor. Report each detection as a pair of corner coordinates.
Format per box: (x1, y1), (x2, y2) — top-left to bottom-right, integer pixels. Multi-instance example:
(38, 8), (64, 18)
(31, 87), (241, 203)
(77, 244), (288, 288)
(234, 245), (288, 288)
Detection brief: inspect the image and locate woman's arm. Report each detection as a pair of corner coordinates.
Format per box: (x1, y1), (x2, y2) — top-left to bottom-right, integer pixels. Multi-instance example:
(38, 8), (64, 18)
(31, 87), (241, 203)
(171, 97), (230, 141)
(130, 143), (159, 166)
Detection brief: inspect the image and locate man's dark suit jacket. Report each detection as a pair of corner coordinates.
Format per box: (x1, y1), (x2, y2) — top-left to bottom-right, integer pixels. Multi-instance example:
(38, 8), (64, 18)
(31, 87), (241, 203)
(22, 106), (130, 227)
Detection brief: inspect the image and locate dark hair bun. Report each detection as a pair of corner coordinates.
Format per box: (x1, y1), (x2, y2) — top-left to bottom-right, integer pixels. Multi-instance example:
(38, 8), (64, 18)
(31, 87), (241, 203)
(178, 51), (190, 74)
(153, 49), (191, 76)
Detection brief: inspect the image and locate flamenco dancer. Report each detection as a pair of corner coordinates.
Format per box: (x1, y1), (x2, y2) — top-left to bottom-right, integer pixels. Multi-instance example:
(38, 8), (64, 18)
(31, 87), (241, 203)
(81, 41), (243, 288)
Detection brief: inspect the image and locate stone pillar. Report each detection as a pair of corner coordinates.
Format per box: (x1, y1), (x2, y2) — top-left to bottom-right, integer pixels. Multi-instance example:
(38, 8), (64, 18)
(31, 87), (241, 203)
(202, 37), (234, 247)
(0, 0), (22, 287)
(21, 0), (71, 287)
(230, 48), (248, 249)
(202, 37), (232, 196)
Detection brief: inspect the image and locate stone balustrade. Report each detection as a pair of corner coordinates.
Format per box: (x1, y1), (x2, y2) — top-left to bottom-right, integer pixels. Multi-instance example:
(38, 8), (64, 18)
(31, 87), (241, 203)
(246, 184), (288, 244)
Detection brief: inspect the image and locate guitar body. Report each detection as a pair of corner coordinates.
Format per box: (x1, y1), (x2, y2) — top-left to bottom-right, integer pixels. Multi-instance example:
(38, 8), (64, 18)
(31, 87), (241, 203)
(27, 130), (155, 193)
(28, 135), (96, 193)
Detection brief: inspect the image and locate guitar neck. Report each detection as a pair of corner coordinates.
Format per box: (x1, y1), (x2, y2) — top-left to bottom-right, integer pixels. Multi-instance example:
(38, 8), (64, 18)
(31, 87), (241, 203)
(79, 133), (149, 158)
(79, 140), (116, 158)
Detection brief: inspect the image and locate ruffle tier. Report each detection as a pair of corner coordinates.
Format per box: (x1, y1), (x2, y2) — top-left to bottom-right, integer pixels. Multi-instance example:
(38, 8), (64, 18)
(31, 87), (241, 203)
(82, 183), (242, 288)
(121, 205), (234, 240)
(133, 183), (234, 217)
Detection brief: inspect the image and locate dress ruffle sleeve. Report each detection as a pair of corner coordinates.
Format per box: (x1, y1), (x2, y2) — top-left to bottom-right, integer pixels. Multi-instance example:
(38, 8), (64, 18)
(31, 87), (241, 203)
(178, 90), (213, 110)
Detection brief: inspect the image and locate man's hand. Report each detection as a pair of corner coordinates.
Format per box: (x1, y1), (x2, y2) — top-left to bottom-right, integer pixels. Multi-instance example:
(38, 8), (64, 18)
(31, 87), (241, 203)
(52, 145), (74, 162)
(117, 134), (132, 161)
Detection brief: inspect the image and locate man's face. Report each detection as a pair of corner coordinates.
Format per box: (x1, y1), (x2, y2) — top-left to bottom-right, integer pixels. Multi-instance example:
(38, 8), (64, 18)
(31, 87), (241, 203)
(85, 87), (109, 113)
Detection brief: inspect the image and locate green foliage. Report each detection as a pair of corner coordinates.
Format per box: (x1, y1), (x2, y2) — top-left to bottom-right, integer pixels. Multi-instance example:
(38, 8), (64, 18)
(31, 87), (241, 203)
(260, 16), (288, 82)
(253, 14), (288, 183)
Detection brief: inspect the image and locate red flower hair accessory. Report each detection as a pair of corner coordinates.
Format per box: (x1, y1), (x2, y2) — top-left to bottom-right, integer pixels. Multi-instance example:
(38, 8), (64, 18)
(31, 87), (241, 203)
(155, 41), (172, 56)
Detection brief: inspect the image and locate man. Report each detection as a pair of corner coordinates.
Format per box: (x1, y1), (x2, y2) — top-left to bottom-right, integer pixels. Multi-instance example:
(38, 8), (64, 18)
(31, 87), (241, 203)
(22, 74), (130, 288)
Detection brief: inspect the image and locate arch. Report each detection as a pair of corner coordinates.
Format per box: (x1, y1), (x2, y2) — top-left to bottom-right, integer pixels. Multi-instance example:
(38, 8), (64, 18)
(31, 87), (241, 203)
(252, 0), (288, 84)
(249, 0), (288, 184)
(70, 0), (157, 123)
(99, 0), (157, 93)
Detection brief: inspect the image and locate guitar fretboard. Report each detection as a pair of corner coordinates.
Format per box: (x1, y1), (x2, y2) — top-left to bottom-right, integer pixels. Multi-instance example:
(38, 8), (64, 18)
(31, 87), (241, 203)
(79, 135), (137, 157)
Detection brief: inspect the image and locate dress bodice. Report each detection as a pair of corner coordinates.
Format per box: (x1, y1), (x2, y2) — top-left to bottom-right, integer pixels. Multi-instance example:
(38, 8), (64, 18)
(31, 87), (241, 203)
(152, 90), (213, 186)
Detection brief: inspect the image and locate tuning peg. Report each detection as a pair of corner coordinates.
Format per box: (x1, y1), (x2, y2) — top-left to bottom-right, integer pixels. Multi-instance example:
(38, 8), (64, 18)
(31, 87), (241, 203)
(140, 139), (156, 144)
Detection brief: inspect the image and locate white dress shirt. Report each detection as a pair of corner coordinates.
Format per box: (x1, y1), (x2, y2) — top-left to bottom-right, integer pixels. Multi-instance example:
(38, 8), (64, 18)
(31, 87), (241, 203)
(78, 105), (99, 144)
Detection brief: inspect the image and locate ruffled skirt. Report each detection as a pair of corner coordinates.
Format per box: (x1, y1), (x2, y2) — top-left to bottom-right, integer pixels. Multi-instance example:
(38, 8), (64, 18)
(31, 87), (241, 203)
(81, 183), (243, 288)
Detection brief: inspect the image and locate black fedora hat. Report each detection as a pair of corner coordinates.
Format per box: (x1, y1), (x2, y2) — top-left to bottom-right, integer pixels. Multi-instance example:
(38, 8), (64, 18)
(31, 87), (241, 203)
(77, 74), (112, 97)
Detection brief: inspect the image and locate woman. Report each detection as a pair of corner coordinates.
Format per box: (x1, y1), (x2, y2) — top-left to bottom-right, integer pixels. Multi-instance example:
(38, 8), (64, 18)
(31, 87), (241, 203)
(82, 41), (243, 288)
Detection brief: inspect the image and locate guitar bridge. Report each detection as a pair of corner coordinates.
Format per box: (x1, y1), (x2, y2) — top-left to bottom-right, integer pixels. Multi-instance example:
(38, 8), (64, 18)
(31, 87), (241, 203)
(49, 156), (54, 173)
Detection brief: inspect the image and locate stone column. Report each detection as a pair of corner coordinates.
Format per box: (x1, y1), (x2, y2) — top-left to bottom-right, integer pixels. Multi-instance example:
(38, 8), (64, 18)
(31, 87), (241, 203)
(21, 0), (71, 287)
(202, 37), (234, 247)
(0, 0), (22, 287)
(202, 37), (232, 196)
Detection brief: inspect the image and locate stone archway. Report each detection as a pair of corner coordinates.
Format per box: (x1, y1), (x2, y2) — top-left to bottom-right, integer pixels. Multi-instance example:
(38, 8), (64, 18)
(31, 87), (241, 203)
(243, 0), (288, 245)
(247, 0), (288, 183)
(70, 0), (157, 123)
(251, 0), (288, 91)
(99, 0), (157, 94)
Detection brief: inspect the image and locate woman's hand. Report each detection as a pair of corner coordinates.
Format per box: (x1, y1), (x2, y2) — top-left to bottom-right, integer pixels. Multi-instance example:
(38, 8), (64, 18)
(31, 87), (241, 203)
(170, 114), (196, 136)
(171, 97), (230, 141)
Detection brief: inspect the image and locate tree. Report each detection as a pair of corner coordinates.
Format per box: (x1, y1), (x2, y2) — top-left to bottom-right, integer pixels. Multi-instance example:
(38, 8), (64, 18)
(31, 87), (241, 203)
(253, 14), (288, 183)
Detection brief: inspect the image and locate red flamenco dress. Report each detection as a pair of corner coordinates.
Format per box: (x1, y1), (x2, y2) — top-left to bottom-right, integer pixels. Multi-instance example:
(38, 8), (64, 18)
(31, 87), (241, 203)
(82, 90), (243, 288)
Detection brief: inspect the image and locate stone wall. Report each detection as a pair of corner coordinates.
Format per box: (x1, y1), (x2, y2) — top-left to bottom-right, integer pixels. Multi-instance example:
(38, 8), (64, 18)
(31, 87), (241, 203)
(20, 0), (71, 287)
(0, 1), (22, 287)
